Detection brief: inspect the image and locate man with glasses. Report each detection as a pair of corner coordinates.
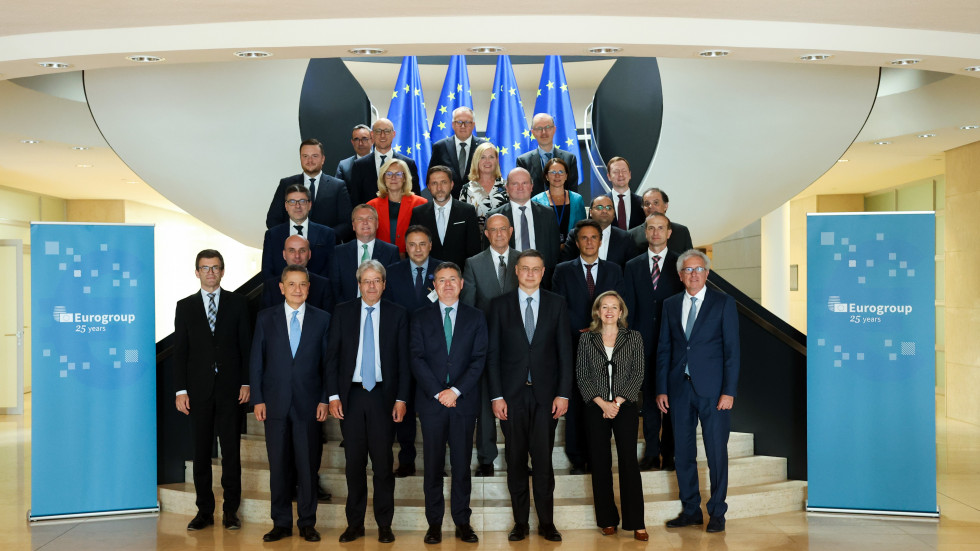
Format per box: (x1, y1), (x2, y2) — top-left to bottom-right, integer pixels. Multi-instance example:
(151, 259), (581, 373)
(349, 118), (420, 205)
(629, 188), (695, 255)
(429, 107), (487, 199)
(605, 156), (644, 230)
(516, 113), (579, 196)
(262, 184), (336, 279)
(335, 124), (374, 187)
(559, 195), (637, 268)
(656, 250), (740, 534)
(267, 138), (354, 242)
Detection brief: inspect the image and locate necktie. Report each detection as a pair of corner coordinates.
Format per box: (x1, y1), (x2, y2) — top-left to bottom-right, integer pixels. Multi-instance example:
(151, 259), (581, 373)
(444, 306), (454, 383)
(519, 206), (530, 251)
(585, 263), (596, 299)
(542, 151), (553, 167)
(360, 243), (369, 263)
(362, 306), (376, 391)
(289, 310), (300, 358)
(617, 194), (627, 230)
(684, 297), (697, 376)
(497, 255), (506, 288)
(651, 255), (661, 290)
(294, 224), (303, 236)
(379, 154), (387, 169)
(458, 142), (467, 175)
(207, 293), (216, 334)
(524, 297), (535, 382)
(437, 206), (447, 243)
(415, 266), (424, 297)
(308, 177), (317, 202)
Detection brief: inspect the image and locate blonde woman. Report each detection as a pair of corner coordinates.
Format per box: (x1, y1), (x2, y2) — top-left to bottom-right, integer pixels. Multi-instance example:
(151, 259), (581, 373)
(459, 142), (509, 231)
(367, 158), (428, 255)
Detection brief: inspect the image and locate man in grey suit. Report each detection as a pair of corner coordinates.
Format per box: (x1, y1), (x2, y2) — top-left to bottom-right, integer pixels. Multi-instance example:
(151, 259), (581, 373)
(629, 188), (695, 255)
(335, 124), (373, 186)
(488, 168), (561, 282)
(461, 213), (520, 476)
(516, 113), (579, 196)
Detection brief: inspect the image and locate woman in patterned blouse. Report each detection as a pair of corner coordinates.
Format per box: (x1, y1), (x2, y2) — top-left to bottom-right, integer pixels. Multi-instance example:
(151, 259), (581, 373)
(459, 142), (508, 232)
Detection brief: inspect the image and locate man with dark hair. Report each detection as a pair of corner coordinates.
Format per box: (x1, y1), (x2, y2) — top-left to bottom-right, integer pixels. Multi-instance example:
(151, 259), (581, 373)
(262, 184), (336, 279)
(605, 156), (644, 230)
(560, 195), (637, 268)
(335, 124), (374, 185)
(174, 249), (251, 532)
(329, 204), (400, 303)
(267, 138), (353, 242)
(348, 119), (420, 205)
(409, 166), (481, 269)
(516, 113), (579, 196)
(629, 188), (695, 255)
(428, 107), (487, 199)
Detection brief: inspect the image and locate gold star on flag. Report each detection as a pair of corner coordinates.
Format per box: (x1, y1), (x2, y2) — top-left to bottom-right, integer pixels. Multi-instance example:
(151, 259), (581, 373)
(391, 90), (398, 99)
(414, 88), (420, 96)
(566, 137), (575, 147)
(457, 84), (462, 92)
(439, 105), (447, 114)
(393, 145), (402, 153)
(513, 142), (520, 151)
(448, 92), (455, 101)
(536, 89), (542, 97)
(490, 92), (496, 101)
(416, 142), (421, 150)
(423, 132), (430, 139)
(547, 80), (555, 90)
(403, 84), (410, 93)
(554, 144), (561, 150)
(406, 147), (412, 155)
(509, 87), (516, 96)
(438, 122), (447, 130)
(560, 83), (568, 92)
(522, 129), (530, 138)
(500, 147), (509, 155)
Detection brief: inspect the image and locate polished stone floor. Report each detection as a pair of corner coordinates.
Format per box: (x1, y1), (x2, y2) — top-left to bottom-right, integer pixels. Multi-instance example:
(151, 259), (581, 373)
(4, 393), (980, 550)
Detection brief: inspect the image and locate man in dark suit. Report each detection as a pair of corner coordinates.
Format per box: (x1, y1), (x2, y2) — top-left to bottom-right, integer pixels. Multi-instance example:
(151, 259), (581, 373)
(335, 124), (373, 187)
(624, 213), (685, 472)
(629, 188), (695, 255)
(428, 107), (487, 199)
(267, 138), (353, 242)
(656, 250), (740, 534)
(329, 204), (400, 304)
(262, 235), (335, 313)
(559, 195), (637, 268)
(516, 113), (579, 196)
(250, 265), (331, 543)
(488, 167), (561, 281)
(551, 220), (624, 474)
(348, 118), (420, 205)
(262, 184), (336, 279)
(174, 249), (251, 532)
(487, 250), (572, 543)
(410, 262), (488, 544)
(326, 260), (410, 544)
(409, 166), (481, 268)
(606, 156), (645, 230)
(461, 213), (519, 477)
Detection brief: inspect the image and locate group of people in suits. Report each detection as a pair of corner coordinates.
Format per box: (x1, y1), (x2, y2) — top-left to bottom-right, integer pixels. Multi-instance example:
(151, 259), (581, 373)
(172, 106), (742, 543)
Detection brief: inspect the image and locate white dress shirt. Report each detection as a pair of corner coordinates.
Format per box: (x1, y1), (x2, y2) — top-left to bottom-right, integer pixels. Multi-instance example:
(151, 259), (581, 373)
(613, 189), (633, 225)
(598, 225), (612, 260)
(289, 217), (310, 237)
(510, 200), (537, 250)
(681, 285), (707, 332)
(437, 300), (462, 398)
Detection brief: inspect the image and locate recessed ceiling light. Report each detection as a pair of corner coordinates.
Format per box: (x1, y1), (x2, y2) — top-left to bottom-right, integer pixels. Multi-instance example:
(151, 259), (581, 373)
(235, 50), (272, 58)
(964, 66), (980, 72)
(126, 55), (164, 63)
(800, 54), (832, 61)
(348, 48), (386, 55)
(916, 133), (936, 138)
(891, 58), (920, 66)
(20, 139), (40, 144)
(836, 159), (849, 163)
(75, 164), (93, 168)
(588, 46), (621, 55)
(468, 46), (503, 54)
(873, 141), (891, 145)
(961, 125), (979, 130)
(699, 49), (730, 57)
(71, 145), (89, 150)
(38, 62), (71, 69)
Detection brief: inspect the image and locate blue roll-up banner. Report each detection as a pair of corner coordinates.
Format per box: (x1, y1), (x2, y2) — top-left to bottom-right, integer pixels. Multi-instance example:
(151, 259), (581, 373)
(806, 212), (937, 516)
(30, 223), (158, 520)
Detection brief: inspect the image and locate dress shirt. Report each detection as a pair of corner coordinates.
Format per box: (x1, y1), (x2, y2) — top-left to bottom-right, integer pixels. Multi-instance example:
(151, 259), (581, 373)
(375, 149), (393, 173)
(305, 171), (323, 201)
(289, 217), (310, 237)
(176, 288), (234, 396)
(437, 300), (462, 398)
(580, 256), (601, 280)
(411, 259), (428, 284)
(517, 287), (541, 329)
(434, 199), (453, 242)
(354, 239), (377, 298)
(510, 200), (537, 250)
(598, 225), (612, 260)
(680, 285), (708, 332)
(648, 248), (667, 273)
(537, 146), (555, 167)
(455, 136), (474, 163)
(284, 301), (307, 340)
(353, 300), (383, 384)
(612, 188), (633, 225)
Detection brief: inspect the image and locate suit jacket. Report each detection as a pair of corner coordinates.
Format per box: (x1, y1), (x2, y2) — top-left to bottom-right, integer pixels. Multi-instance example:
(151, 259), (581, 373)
(173, 289), (251, 400)
(324, 299), (410, 410)
(560, 224), (637, 268)
(486, 289), (572, 406)
(348, 152), (421, 206)
(409, 301), (488, 416)
(608, 191), (645, 230)
(575, 329), (645, 403)
(552, 258), (624, 334)
(382, 256), (442, 317)
(249, 304), (331, 419)
(262, 272), (335, 314)
(630, 220), (694, 256)
(623, 250), (685, 357)
(429, 136), (487, 199)
(516, 148), (579, 196)
(408, 200), (482, 269)
(656, 288), (740, 400)
(368, 194), (428, 253)
(460, 247), (520, 312)
(329, 238), (401, 304)
(266, 173), (353, 242)
(487, 201), (561, 280)
(334, 155), (357, 185)
(261, 221), (336, 279)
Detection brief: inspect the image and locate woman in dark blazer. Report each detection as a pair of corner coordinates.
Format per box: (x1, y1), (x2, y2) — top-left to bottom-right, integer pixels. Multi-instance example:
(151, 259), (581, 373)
(575, 290), (647, 540)
(368, 158), (428, 256)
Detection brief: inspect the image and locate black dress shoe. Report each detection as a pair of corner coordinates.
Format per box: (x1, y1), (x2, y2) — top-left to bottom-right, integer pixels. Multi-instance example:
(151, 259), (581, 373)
(662, 457), (675, 471)
(569, 464), (587, 475)
(665, 513), (704, 528)
(456, 523), (479, 543)
(187, 512), (214, 531)
(317, 486), (332, 502)
(299, 526), (321, 542)
(222, 512), (241, 530)
(339, 525), (365, 543)
(508, 522), (530, 541)
(706, 516), (726, 533)
(377, 525), (395, 543)
(538, 523), (562, 542)
(424, 525), (442, 544)
(263, 526), (292, 542)
(394, 464), (416, 478)
(638, 456), (660, 471)
(474, 464), (494, 477)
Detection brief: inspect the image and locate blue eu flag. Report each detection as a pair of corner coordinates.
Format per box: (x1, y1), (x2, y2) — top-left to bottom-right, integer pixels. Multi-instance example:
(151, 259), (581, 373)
(531, 55), (582, 186)
(430, 55), (474, 142)
(485, 55), (532, 177)
(387, 56), (432, 187)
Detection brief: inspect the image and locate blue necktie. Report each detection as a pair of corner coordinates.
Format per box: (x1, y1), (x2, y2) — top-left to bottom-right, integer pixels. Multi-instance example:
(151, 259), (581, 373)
(684, 297), (697, 376)
(524, 297), (535, 383)
(415, 266), (424, 298)
(289, 310), (300, 357)
(362, 306), (376, 391)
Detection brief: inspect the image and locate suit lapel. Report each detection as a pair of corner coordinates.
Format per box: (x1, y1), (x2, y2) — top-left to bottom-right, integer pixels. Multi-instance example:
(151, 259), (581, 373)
(689, 290), (714, 340)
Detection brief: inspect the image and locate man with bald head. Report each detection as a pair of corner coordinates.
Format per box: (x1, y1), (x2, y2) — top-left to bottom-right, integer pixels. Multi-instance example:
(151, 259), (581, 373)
(349, 118), (421, 205)
(487, 168), (561, 280)
(429, 107), (487, 199)
(516, 113), (579, 196)
(262, 235), (335, 313)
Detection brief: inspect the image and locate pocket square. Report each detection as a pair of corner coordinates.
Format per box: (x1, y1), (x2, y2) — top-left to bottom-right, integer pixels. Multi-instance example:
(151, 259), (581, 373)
(452, 221), (465, 225)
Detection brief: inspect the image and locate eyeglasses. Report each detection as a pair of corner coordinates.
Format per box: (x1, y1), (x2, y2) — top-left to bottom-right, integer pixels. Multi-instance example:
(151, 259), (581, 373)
(547, 170), (566, 176)
(531, 125), (555, 132)
(486, 227), (511, 234)
(384, 171), (405, 178)
(373, 128), (394, 136)
(591, 205), (614, 211)
(352, 137), (371, 143)
(452, 120), (474, 127)
(609, 170), (630, 176)
(680, 266), (708, 274)
(197, 265), (223, 273)
(517, 266), (545, 274)
(286, 199), (310, 206)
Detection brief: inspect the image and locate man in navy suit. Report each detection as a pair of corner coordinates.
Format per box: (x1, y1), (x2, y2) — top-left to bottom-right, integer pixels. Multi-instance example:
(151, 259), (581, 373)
(329, 204), (400, 304)
(656, 250), (740, 534)
(624, 213), (685, 472)
(266, 138), (353, 242)
(606, 156), (645, 230)
(335, 124), (373, 187)
(552, 219), (624, 474)
(559, 195), (637, 268)
(262, 235), (335, 314)
(515, 113), (579, 196)
(326, 260), (410, 544)
(488, 168), (561, 282)
(428, 107), (487, 199)
(348, 118), (421, 205)
(409, 166), (481, 269)
(629, 188), (695, 255)
(250, 265), (331, 543)
(410, 262), (488, 544)
(262, 184), (336, 279)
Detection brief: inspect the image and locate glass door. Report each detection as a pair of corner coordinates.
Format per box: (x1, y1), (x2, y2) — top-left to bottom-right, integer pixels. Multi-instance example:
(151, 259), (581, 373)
(0, 239), (24, 414)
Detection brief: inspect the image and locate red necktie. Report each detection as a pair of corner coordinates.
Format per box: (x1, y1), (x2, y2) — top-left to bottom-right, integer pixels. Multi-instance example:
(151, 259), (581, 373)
(617, 194), (627, 230)
(585, 263), (596, 299)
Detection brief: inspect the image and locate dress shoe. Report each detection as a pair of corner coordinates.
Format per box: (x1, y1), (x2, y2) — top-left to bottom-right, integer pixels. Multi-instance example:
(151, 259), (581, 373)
(508, 522), (530, 541)
(634, 530), (649, 541)
(317, 486), (332, 502)
(456, 523), (479, 543)
(662, 457), (675, 471)
(601, 526), (617, 536)
(299, 526), (321, 542)
(378, 526), (396, 543)
(424, 525), (442, 544)
(706, 516), (726, 533)
(638, 456), (661, 471)
(569, 464), (588, 475)
(222, 512), (241, 530)
(665, 513), (704, 528)
(263, 526), (292, 542)
(394, 464), (416, 478)
(339, 525), (365, 543)
(474, 464), (494, 477)
(187, 512), (214, 531)
(538, 523), (562, 541)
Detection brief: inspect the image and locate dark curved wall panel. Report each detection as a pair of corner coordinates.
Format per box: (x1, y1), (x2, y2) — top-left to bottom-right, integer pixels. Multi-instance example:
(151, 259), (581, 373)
(299, 58), (372, 176)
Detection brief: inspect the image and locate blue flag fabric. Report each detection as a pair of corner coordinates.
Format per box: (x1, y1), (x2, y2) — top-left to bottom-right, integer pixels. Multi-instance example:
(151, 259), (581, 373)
(387, 56), (432, 187)
(531, 55), (582, 186)
(430, 55), (474, 142)
(485, 55), (532, 177)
